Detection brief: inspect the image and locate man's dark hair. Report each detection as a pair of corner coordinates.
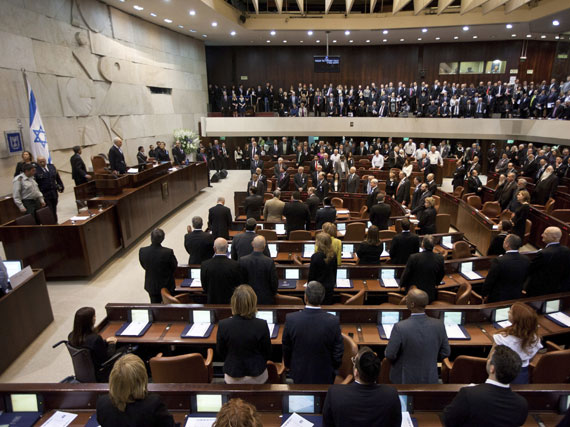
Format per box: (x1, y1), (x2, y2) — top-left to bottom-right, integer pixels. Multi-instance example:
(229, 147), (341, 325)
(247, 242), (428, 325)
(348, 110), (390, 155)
(323, 197), (332, 206)
(501, 220), (513, 232)
(355, 346), (381, 384)
(491, 345), (522, 384)
(22, 163), (36, 172)
(422, 235), (434, 251)
(245, 218), (257, 231)
(192, 216), (203, 229)
(305, 281), (325, 305)
(250, 186), (258, 195)
(73, 145), (81, 154)
(138, 146), (143, 152)
(150, 228), (165, 245)
(376, 192), (386, 202)
(505, 234), (522, 250)
(401, 218), (411, 231)
(292, 191), (301, 201)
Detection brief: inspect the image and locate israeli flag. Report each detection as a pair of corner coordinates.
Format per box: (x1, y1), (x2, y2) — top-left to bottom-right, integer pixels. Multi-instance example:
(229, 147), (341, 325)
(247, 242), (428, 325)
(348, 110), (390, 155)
(27, 81), (51, 163)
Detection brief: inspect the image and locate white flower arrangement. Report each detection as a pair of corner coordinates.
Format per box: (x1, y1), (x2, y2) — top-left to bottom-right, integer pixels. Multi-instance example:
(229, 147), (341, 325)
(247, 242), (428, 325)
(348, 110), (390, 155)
(173, 129), (200, 154)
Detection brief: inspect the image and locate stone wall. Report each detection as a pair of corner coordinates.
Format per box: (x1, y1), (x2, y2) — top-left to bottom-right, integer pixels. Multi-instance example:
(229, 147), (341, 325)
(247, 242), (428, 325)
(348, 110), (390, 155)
(0, 0), (208, 191)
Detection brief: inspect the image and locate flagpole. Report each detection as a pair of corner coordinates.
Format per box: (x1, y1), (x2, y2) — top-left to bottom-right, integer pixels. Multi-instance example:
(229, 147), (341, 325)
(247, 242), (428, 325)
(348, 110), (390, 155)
(21, 68), (29, 152)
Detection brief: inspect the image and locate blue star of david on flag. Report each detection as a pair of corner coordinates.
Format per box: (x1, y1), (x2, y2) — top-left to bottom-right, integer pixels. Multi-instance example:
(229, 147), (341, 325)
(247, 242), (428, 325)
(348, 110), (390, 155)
(33, 125), (47, 147)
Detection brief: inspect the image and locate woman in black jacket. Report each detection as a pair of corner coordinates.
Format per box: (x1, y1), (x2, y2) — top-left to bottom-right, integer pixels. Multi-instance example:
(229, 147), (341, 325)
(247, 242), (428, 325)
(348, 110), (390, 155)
(418, 196), (437, 235)
(308, 233), (338, 305)
(512, 190), (530, 241)
(356, 225), (383, 265)
(217, 285), (271, 384)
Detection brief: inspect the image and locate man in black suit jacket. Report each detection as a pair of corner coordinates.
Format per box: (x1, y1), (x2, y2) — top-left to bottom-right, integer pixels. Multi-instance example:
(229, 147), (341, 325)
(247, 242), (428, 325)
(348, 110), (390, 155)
(443, 345), (528, 427)
(482, 234), (529, 303)
(184, 216), (214, 265)
(410, 183), (431, 216)
(315, 172), (330, 200)
(70, 146), (91, 186)
(108, 137), (127, 174)
(246, 173), (265, 196)
(230, 218), (270, 260)
(497, 173), (517, 210)
(35, 156), (64, 222)
(201, 238), (241, 304)
(400, 236), (444, 303)
(522, 154), (538, 177)
(389, 219), (420, 265)
(315, 197), (337, 230)
(346, 167), (360, 193)
(525, 226), (570, 296)
(487, 220), (512, 256)
(172, 141), (186, 165)
(323, 347), (402, 427)
(282, 281), (344, 384)
(532, 166), (558, 205)
(283, 191), (311, 235)
(138, 229), (177, 303)
(395, 172), (411, 205)
(365, 179), (380, 209)
(385, 288), (450, 384)
(249, 154), (263, 175)
(293, 166), (308, 192)
(244, 187), (263, 220)
(369, 193), (391, 230)
(467, 169), (483, 196)
(305, 187), (321, 222)
(276, 167), (290, 191)
(208, 197), (232, 239)
(239, 236), (278, 304)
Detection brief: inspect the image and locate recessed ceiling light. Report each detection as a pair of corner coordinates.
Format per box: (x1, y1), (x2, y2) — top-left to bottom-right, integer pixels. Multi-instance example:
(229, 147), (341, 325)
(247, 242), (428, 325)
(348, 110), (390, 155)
(421, 28), (428, 33)
(211, 22), (218, 27)
(383, 39), (387, 42)
(178, 25), (184, 28)
(526, 34), (532, 38)
(189, 29), (196, 32)
(307, 30), (313, 36)
(506, 24), (513, 29)
(202, 34), (207, 37)
(349, 39), (353, 43)
(133, 5), (143, 11)
(230, 31), (236, 36)
(333, 40), (337, 43)
(512, 34), (517, 37)
(118, 0), (125, 2)
(283, 40), (287, 43)
(400, 38), (404, 41)
(366, 39), (371, 43)
(150, 12), (157, 17)
(417, 37), (422, 40)
(435, 37), (440, 40)
(463, 26), (469, 31)
(555, 35), (560, 39)
(383, 30), (388, 34)
(541, 35), (547, 38)
(316, 40), (320, 43)
(453, 36), (459, 40)
(345, 30), (350, 35)
(270, 30), (276, 36)
(189, 9), (196, 15)
(164, 18), (172, 23)
(300, 40), (303, 43)
(266, 40), (270, 43)
(472, 35), (478, 39)
(552, 20), (560, 26)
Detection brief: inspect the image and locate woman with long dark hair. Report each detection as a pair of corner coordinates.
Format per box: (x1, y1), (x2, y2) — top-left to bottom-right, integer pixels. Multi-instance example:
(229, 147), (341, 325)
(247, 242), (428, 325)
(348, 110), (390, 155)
(356, 225), (383, 265)
(14, 151), (34, 176)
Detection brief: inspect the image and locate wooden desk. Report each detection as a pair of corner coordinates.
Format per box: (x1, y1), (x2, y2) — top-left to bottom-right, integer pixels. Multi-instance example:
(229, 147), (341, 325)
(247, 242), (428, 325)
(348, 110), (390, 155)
(455, 200), (499, 256)
(0, 194), (22, 226)
(0, 269), (53, 374)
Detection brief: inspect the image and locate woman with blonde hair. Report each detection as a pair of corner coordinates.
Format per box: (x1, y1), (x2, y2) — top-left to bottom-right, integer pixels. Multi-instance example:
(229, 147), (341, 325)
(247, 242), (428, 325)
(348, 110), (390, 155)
(320, 222), (342, 265)
(96, 354), (174, 426)
(308, 232), (338, 305)
(493, 302), (542, 384)
(213, 398), (262, 427)
(418, 196), (437, 235)
(217, 285), (271, 384)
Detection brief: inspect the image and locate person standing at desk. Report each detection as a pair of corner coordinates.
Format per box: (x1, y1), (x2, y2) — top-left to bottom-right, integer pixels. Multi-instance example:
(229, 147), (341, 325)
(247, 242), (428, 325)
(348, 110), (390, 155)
(34, 156), (64, 222)
(208, 197), (232, 239)
(308, 232), (338, 305)
(184, 216), (214, 265)
(138, 229), (177, 303)
(172, 140), (185, 166)
(108, 137), (127, 174)
(12, 163), (45, 218)
(201, 238), (241, 304)
(400, 235), (444, 303)
(389, 219), (420, 265)
(70, 146), (91, 186)
(239, 236), (278, 305)
(369, 192), (391, 231)
(136, 146), (147, 165)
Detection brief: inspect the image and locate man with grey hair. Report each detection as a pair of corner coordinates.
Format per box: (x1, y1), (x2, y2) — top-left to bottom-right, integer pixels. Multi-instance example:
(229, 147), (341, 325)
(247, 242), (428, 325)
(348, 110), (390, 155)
(208, 196), (232, 239)
(263, 190), (286, 223)
(184, 216), (214, 264)
(109, 136), (127, 174)
(508, 178), (527, 212)
(139, 228), (177, 303)
(366, 178), (379, 209)
(346, 166), (360, 193)
(525, 226), (570, 296)
(282, 281), (344, 384)
(201, 237), (241, 304)
(239, 235), (278, 304)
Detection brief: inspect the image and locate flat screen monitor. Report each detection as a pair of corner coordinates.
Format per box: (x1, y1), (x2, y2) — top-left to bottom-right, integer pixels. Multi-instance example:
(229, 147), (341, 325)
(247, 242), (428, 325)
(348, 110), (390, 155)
(314, 56), (340, 73)
(337, 268), (348, 280)
(3, 261), (22, 278)
(285, 269), (300, 280)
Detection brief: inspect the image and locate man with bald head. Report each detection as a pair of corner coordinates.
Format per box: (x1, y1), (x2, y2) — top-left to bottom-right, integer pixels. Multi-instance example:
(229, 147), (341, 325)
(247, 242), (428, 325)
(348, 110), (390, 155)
(34, 156), (64, 222)
(200, 238), (241, 304)
(239, 235), (278, 304)
(109, 136), (127, 174)
(385, 289), (450, 384)
(525, 227), (570, 296)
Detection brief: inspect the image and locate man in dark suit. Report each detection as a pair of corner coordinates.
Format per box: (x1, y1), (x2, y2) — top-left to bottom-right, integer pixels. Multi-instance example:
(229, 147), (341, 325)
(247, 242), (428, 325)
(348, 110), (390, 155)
(269, 139), (281, 159)
(244, 187), (263, 220)
(231, 218), (270, 260)
(184, 216), (214, 265)
(138, 229), (177, 303)
(108, 137), (127, 174)
(369, 193), (391, 230)
(395, 172), (411, 205)
(498, 172), (517, 210)
(410, 178), (423, 211)
(35, 156), (64, 222)
(525, 227), (570, 296)
(315, 172), (330, 200)
(249, 154), (263, 175)
(70, 145), (91, 186)
(482, 234), (530, 303)
(365, 178), (380, 210)
(389, 219), (420, 265)
(400, 236), (444, 303)
(323, 346), (402, 427)
(315, 197), (337, 230)
(246, 173), (265, 196)
(443, 345), (528, 427)
(410, 183), (431, 216)
(522, 153), (538, 177)
(532, 166), (558, 205)
(172, 141), (186, 165)
(293, 166), (308, 192)
(283, 191), (311, 235)
(487, 220), (512, 256)
(467, 169), (483, 196)
(239, 236), (278, 304)
(305, 187), (321, 222)
(201, 238), (241, 304)
(282, 281), (344, 384)
(208, 197), (232, 239)
(276, 167), (290, 191)
(385, 288), (450, 384)
(346, 167), (360, 193)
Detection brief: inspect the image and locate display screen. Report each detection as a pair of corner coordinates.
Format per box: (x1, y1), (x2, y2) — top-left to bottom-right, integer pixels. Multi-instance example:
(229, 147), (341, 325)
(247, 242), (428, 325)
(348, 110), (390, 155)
(268, 243), (278, 257)
(196, 394), (223, 413)
(190, 268), (201, 279)
(288, 395), (316, 413)
(494, 307), (510, 322)
(276, 224), (285, 234)
(381, 311), (400, 325)
(342, 244), (354, 253)
(545, 299), (561, 314)
(256, 310), (275, 324)
(285, 269), (300, 280)
(443, 312), (462, 325)
(337, 269), (348, 280)
(130, 309), (150, 323)
(314, 56), (340, 73)
(337, 223), (346, 231)
(460, 262), (473, 272)
(10, 394), (39, 412)
(304, 244), (315, 254)
(381, 269), (395, 279)
(193, 310), (211, 324)
(3, 261), (22, 278)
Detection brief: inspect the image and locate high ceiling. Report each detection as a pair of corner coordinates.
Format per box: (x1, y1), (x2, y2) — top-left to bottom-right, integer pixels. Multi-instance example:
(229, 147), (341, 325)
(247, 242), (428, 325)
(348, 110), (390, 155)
(103, 0), (570, 45)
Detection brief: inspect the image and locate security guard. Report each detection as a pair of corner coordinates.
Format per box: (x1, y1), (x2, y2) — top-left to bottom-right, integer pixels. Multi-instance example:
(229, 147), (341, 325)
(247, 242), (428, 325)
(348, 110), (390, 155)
(13, 162), (45, 219)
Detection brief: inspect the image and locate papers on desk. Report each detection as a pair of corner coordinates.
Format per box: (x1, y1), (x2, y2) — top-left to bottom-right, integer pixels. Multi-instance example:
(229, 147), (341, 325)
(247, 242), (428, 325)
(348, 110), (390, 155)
(382, 278), (400, 288)
(268, 323), (276, 336)
(336, 209), (349, 215)
(302, 251), (313, 258)
(401, 412), (414, 427)
(381, 250), (389, 257)
(281, 413), (314, 427)
(548, 312), (570, 327)
(492, 225), (499, 230)
(445, 324), (468, 340)
(127, 168), (139, 174)
(9, 266), (34, 290)
(190, 279), (202, 288)
(336, 279), (352, 288)
(341, 251), (353, 259)
(168, 167), (178, 172)
(40, 411), (77, 427)
(121, 321), (149, 336)
(383, 324), (394, 339)
(184, 323), (211, 338)
(497, 320), (512, 328)
(69, 216), (90, 221)
(185, 417), (215, 427)
(462, 270), (482, 281)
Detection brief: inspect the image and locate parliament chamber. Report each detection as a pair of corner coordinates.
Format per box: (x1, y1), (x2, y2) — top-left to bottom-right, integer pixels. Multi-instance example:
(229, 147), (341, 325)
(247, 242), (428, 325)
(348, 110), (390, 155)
(1, 0), (570, 426)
